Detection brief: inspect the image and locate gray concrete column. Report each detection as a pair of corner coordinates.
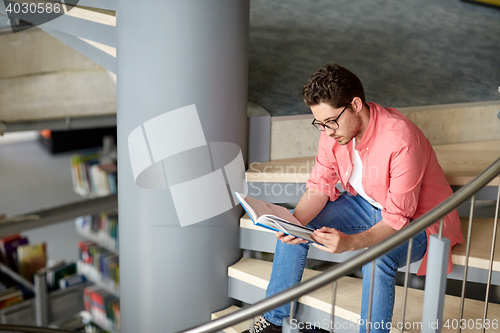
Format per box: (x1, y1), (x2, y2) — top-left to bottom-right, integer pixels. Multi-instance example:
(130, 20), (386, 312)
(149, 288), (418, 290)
(116, 1), (249, 332)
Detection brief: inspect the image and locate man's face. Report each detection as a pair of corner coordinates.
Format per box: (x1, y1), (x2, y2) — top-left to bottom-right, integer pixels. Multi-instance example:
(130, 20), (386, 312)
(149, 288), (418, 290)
(310, 102), (361, 145)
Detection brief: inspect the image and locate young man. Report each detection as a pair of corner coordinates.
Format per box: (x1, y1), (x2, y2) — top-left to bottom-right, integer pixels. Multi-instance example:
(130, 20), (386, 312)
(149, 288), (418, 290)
(243, 64), (463, 333)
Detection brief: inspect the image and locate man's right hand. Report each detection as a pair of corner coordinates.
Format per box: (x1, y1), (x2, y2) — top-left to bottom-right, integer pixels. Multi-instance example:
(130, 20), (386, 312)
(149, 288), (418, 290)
(276, 231), (308, 245)
(275, 188), (328, 246)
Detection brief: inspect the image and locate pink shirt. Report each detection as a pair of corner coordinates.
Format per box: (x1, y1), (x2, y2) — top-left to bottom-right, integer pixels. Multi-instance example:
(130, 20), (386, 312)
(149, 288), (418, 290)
(306, 102), (464, 275)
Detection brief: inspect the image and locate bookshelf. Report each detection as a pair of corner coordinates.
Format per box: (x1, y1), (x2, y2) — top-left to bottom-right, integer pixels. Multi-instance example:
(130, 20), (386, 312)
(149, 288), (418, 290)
(75, 211), (119, 255)
(78, 260), (120, 298)
(0, 127), (119, 329)
(71, 136), (118, 199)
(81, 309), (120, 333)
(0, 261), (85, 327)
(70, 136), (120, 331)
(75, 210), (120, 331)
(75, 210), (119, 295)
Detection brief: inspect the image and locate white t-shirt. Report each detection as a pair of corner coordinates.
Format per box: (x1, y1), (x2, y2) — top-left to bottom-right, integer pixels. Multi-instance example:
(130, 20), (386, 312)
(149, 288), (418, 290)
(349, 140), (384, 209)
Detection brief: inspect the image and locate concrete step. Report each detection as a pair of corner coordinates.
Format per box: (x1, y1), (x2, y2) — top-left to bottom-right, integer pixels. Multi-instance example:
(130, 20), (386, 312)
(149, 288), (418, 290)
(59, 4), (116, 27)
(211, 305), (261, 333)
(1, 3), (117, 46)
(0, 27), (117, 126)
(0, 70), (116, 123)
(269, 103), (500, 161)
(0, 28), (101, 79)
(247, 140), (500, 187)
(453, 217), (500, 271)
(240, 215), (500, 274)
(239, 215), (367, 265)
(229, 257), (500, 333)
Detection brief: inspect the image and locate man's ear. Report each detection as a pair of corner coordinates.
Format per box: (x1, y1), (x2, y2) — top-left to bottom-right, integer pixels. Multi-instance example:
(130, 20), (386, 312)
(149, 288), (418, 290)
(352, 97), (363, 113)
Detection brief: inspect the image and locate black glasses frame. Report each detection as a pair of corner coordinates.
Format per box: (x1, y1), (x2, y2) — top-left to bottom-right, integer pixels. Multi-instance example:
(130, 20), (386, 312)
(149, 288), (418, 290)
(311, 100), (353, 131)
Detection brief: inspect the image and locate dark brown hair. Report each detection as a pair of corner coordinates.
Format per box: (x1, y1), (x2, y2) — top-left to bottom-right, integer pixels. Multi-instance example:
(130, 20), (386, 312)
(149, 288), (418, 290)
(302, 63), (366, 109)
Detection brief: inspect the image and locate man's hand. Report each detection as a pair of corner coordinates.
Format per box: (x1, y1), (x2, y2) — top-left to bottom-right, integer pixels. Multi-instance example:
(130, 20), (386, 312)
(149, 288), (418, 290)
(311, 227), (352, 253)
(311, 221), (398, 254)
(276, 231), (308, 245)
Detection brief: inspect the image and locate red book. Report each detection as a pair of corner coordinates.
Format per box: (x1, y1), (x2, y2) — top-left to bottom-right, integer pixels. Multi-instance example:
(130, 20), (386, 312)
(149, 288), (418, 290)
(90, 290), (108, 324)
(83, 285), (100, 312)
(0, 234), (21, 261)
(78, 241), (94, 264)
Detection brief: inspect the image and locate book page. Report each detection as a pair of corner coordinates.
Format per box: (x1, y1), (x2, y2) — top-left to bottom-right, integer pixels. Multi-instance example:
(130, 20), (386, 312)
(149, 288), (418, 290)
(234, 192), (256, 221)
(234, 192), (324, 245)
(272, 220), (315, 243)
(238, 194), (302, 226)
(254, 218), (281, 231)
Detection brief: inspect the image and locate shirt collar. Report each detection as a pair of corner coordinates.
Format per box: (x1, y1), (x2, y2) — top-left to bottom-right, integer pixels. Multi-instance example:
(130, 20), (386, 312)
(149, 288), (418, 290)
(354, 102), (379, 151)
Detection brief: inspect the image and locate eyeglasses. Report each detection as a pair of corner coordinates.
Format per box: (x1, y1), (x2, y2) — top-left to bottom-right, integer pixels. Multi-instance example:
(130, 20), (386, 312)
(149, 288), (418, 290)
(311, 100), (352, 131)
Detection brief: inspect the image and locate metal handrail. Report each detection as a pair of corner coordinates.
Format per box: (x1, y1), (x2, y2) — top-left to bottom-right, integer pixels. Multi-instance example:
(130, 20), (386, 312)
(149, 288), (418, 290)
(0, 325), (74, 333)
(181, 157), (500, 333)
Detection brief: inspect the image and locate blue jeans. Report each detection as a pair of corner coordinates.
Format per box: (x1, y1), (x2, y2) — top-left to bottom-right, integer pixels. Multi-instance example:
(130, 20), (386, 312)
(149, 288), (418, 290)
(264, 192), (427, 333)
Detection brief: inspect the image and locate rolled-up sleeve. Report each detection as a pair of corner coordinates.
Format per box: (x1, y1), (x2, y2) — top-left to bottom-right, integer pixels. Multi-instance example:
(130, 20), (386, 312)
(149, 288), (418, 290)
(382, 141), (427, 230)
(306, 133), (340, 201)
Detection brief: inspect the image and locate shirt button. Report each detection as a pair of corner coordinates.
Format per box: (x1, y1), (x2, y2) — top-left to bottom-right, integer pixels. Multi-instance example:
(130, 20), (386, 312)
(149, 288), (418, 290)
(366, 147), (369, 150)
(345, 172), (349, 175)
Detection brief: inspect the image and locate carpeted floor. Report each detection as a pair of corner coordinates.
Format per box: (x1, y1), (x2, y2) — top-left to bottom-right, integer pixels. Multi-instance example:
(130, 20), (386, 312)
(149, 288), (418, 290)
(248, 0), (500, 116)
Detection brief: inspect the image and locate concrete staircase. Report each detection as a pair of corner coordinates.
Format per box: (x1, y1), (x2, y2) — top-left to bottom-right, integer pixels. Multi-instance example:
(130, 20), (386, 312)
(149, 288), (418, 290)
(220, 212), (500, 332)
(212, 129), (500, 332)
(0, 4), (117, 132)
(225, 256), (500, 333)
(0, 2), (117, 73)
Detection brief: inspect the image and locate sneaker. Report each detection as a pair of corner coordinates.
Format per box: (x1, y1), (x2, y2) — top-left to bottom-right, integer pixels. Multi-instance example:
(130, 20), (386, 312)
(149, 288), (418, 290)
(242, 316), (282, 333)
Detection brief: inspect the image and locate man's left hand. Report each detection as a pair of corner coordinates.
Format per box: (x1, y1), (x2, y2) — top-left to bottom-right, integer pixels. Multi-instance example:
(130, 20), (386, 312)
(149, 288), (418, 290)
(311, 227), (352, 253)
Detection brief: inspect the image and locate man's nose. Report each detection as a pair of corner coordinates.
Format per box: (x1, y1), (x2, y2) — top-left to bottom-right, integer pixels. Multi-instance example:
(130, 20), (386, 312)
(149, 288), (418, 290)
(325, 127), (336, 136)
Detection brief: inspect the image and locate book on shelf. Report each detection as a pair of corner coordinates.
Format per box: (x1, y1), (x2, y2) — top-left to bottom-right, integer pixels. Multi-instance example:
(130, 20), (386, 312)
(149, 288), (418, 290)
(44, 262), (77, 291)
(0, 293), (23, 309)
(53, 262), (77, 291)
(83, 285), (100, 315)
(75, 210), (119, 252)
(0, 289), (23, 304)
(0, 234), (29, 272)
(234, 192), (319, 244)
(71, 149), (117, 198)
(112, 301), (120, 330)
(59, 274), (86, 290)
(17, 242), (47, 282)
(39, 261), (87, 291)
(78, 241), (119, 294)
(84, 286), (120, 332)
(39, 260), (66, 288)
(0, 234), (19, 266)
(0, 270), (26, 309)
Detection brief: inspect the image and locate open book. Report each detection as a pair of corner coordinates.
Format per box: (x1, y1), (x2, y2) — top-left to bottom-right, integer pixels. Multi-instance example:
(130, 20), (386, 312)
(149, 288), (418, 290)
(234, 192), (319, 244)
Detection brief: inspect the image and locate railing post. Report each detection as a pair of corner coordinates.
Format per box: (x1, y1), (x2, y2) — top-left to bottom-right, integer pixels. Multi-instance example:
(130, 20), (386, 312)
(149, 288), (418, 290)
(400, 238), (413, 331)
(482, 183), (500, 332)
(283, 318), (299, 333)
(366, 260), (376, 333)
(421, 234), (450, 333)
(329, 281), (337, 333)
(282, 301), (299, 333)
(34, 272), (49, 327)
